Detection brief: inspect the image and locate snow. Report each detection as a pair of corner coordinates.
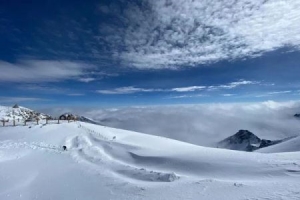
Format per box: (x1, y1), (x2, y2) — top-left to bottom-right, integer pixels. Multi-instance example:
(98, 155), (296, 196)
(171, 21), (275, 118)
(0, 119), (300, 200)
(0, 105), (49, 121)
(257, 136), (300, 153)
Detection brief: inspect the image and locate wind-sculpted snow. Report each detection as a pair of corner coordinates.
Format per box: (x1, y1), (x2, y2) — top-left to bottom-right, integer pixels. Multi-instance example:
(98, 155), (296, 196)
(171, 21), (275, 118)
(0, 121), (300, 199)
(67, 124), (180, 182)
(64, 123), (300, 181)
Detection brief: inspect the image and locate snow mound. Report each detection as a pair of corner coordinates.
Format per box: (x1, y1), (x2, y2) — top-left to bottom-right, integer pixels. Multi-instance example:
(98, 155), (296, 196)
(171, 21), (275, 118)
(66, 127), (180, 183)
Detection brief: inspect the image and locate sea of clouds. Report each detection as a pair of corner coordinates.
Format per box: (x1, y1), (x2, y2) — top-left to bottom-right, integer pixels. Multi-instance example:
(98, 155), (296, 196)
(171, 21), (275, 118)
(46, 101), (300, 147)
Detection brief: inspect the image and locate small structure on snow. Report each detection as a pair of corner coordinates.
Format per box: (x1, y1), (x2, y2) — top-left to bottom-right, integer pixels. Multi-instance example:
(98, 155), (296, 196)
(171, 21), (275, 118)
(59, 113), (77, 121)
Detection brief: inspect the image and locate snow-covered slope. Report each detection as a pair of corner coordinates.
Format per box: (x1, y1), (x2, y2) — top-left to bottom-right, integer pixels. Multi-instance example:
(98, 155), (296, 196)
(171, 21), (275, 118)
(1, 121), (300, 199)
(0, 105), (50, 121)
(257, 136), (300, 153)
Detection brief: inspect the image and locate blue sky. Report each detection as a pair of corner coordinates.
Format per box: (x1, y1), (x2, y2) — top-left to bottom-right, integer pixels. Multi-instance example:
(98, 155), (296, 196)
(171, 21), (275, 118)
(0, 0), (300, 108)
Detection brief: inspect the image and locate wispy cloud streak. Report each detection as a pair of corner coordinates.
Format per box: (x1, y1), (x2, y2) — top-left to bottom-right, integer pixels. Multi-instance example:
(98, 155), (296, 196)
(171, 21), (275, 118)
(0, 60), (95, 83)
(96, 80), (259, 95)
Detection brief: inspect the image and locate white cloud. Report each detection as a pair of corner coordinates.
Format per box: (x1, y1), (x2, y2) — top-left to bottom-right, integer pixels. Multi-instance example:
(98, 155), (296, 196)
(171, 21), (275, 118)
(58, 101), (300, 146)
(0, 97), (47, 103)
(171, 86), (206, 92)
(0, 60), (94, 82)
(255, 90), (292, 97)
(96, 86), (160, 94)
(167, 94), (206, 99)
(96, 80), (260, 95)
(78, 77), (96, 83)
(223, 94), (235, 97)
(208, 80), (259, 90)
(220, 80), (258, 89)
(99, 0), (300, 69)
(268, 91), (292, 95)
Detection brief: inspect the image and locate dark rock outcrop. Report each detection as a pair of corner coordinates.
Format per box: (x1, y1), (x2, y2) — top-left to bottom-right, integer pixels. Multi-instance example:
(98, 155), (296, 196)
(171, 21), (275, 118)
(217, 130), (283, 152)
(77, 116), (103, 125)
(294, 114), (300, 118)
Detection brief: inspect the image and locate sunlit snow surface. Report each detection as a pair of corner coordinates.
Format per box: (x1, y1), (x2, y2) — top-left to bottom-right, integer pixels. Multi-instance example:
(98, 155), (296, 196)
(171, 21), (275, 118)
(0, 120), (300, 200)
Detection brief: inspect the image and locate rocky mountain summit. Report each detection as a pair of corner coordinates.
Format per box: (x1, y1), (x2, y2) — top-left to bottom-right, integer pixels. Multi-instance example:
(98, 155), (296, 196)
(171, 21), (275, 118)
(217, 130), (284, 152)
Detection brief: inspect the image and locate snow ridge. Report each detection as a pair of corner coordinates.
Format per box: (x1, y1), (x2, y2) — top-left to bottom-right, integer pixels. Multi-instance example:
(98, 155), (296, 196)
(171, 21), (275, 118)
(0, 105), (50, 121)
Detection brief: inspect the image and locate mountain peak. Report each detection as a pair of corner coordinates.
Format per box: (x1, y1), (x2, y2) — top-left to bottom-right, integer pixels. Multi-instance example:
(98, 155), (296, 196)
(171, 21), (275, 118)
(217, 130), (260, 151)
(217, 129), (284, 152)
(234, 130), (259, 140)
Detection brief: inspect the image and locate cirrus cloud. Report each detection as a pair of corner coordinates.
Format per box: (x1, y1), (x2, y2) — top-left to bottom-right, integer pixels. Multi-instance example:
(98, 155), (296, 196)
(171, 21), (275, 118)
(0, 60), (95, 83)
(0, 96), (48, 103)
(96, 80), (260, 95)
(96, 86), (161, 94)
(98, 0), (300, 69)
(171, 86), (206, 92)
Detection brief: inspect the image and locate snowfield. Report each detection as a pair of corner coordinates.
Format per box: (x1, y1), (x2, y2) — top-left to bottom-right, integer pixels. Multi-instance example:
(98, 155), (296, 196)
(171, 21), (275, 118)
(0, 120), (300, 200)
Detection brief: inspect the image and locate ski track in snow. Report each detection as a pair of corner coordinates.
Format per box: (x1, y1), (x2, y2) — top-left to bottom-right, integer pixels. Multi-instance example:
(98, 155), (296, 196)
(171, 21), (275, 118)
(0, 140), (64, 154)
